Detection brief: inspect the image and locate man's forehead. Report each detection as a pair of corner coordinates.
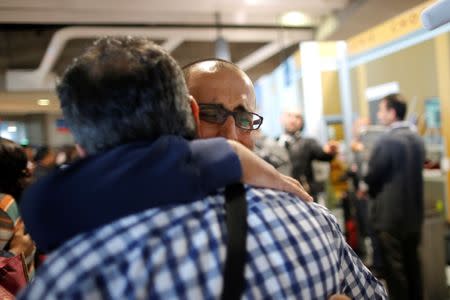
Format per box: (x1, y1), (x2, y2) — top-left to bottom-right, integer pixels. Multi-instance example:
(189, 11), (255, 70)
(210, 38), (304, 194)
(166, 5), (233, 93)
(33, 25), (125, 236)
(188, 65), (256, 109)
(197, 93), (255, 112)
(189, 63), (249, 82)
(283, 108), (302, 117)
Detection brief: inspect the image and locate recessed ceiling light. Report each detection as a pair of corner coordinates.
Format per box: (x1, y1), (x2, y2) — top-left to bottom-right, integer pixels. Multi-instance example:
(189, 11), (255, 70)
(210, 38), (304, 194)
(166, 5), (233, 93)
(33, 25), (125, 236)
(7, 126), (17, 133)
(37, 99), (50, 106)
(280, 11), (310, 27)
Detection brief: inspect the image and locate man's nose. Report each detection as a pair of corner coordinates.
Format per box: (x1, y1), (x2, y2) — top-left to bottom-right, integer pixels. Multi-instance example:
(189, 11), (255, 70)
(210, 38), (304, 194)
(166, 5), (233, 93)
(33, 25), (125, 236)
(220, 116), (238, 141)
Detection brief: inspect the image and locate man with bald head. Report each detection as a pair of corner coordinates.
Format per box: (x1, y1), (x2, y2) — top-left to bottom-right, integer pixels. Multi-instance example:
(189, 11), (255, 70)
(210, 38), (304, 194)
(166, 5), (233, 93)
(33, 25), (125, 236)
(184, 59), (293, 176)
(184, 59), (260, 150)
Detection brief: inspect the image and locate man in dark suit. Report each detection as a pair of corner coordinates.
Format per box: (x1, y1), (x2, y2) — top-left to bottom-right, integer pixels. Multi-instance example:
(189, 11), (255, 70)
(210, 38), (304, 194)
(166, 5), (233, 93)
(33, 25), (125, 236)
(365, 93), (425, 300)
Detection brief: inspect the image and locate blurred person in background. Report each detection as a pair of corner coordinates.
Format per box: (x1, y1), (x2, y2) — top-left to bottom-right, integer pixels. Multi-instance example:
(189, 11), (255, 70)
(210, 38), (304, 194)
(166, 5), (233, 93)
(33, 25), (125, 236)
(364, 93), (425, 300)
(0, 138), (33, 201)
(21, 144), (36, 175)
(349, 117), (382, 273)
(0, 137), (36, 280)
(183, 58), (292, 176)
(253, 130), (292, 176)
(277, 108), (338, 199)
(33, 146), (56, 180)
(55, 145), (79, 169)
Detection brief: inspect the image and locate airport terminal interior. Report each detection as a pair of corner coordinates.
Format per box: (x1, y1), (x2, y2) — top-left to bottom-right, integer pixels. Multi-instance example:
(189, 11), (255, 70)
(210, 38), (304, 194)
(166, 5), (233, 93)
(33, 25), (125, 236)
(2, 0), (450, 299)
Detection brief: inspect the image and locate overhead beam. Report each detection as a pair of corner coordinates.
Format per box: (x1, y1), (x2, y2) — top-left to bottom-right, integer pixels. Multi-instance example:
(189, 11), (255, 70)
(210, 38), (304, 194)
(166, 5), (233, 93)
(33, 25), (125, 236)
(0, 23), (314, 31)
(30, 26), (311, 78)
(161, 38), (184, 52)
(314, 0), (369, 40)
(237, 39), (299, 71)
(6, 26), (312, 91)
(0, 91), (60, 114)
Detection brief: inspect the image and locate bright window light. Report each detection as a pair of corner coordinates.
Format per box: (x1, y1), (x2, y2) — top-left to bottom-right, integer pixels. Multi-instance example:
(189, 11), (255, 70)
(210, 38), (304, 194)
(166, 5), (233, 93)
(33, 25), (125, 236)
(280, 11), (310, 26)
(0, 131), (12, 139)
(7, 126), (17, 133)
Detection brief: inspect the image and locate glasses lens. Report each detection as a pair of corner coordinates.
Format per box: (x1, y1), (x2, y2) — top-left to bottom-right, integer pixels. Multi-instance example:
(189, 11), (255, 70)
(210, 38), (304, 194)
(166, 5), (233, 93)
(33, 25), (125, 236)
(234, 112), (263, 130)
(200, 104), (263, 130)
(199, 106), (227, 124)
(234, 111), (254, 129)
(252, 115), (263, 129)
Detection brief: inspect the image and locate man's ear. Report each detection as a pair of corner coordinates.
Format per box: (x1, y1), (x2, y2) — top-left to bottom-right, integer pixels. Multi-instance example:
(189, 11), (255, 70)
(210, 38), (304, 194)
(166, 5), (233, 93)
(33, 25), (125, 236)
(388, 108), (398, 122)
(189, 95), (200, 127)
(75, 144), (87, 158)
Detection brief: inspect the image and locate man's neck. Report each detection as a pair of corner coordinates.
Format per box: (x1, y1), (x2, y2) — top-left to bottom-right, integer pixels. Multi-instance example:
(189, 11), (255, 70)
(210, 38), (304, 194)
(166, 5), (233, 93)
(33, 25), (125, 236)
(388, 120), (416, 132)
(278, 131), (300, 148)
(283, 131), (301, 138)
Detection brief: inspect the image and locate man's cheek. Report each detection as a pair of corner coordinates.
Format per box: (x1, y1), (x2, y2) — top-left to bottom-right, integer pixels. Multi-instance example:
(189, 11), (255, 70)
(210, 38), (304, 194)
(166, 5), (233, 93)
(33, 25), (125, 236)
(240, 132), (255, 150)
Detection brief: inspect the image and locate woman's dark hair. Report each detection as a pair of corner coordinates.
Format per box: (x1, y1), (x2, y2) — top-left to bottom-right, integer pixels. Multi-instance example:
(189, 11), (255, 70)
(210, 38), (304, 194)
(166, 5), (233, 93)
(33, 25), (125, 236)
(34, 146), (51, 163)
(0, 137), (29, 200)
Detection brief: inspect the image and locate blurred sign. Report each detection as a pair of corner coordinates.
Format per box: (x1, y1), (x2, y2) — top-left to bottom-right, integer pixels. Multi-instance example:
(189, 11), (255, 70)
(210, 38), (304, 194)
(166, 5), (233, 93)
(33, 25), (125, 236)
(365, 82), (400, 101)
(56, 119), (70, 133)
(425, 97), (441, 129)
(347, 0), (436, 55)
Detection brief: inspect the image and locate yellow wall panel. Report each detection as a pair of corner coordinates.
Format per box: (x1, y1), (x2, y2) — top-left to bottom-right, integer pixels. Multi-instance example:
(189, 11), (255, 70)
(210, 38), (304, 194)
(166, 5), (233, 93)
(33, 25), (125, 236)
(356, 64), (369, 119)
(347, 0), (436, 55)
(321, 71), (345, 140)
(364, 39), (438, 125)
(434, 34), (450, 221)
(321, 71), (342, 116)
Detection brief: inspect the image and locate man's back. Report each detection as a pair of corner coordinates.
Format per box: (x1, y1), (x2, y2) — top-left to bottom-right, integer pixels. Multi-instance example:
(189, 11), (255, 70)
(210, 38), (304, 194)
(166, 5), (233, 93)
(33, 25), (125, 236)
(19, 187), (386, 299)
(366, 126), (425, 233)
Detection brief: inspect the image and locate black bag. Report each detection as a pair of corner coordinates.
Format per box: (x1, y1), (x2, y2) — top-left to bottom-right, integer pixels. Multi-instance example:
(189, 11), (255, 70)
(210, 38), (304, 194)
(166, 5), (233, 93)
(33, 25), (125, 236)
(221, 183), (247, 300)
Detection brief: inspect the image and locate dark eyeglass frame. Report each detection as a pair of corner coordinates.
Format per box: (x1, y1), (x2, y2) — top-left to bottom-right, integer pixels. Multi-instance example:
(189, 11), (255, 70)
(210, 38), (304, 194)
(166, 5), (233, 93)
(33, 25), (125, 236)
(198, 104), (263, 131)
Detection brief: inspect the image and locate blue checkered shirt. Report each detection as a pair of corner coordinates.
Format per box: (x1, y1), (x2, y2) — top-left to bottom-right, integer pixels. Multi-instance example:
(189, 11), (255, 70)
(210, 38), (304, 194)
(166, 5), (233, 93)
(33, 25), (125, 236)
(19, 187), (387, 299)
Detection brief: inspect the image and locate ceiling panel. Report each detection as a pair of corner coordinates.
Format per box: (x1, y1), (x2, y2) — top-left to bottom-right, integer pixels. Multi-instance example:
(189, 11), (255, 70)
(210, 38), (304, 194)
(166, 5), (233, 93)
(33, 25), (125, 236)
(53, 38), (165, 75)
(0, 0), (349, 24)
(246, 43), (298, 81)
(0, 29), (54, 69)
(329, 0), (427, 40)
(0, 0), (429, 101)
(171, 41), (268, 68)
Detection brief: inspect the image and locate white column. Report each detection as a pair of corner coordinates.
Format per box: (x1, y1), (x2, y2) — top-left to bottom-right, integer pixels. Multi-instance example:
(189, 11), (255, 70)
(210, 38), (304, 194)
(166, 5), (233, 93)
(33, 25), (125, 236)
(336, 41), (353, 148)
(300, 42), (326, 143)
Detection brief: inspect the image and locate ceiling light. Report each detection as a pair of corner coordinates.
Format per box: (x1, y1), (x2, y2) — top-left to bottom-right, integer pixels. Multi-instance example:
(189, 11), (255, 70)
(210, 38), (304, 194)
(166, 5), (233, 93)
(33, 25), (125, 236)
(37, 99), (50, 106)
(280, 11), (310, 27)
(7, 126), (17, 133)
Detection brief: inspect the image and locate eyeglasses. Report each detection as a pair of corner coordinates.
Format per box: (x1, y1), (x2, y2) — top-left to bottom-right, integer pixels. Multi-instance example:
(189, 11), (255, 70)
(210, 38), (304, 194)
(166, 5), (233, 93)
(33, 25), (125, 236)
(199, 104), (263, 131)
